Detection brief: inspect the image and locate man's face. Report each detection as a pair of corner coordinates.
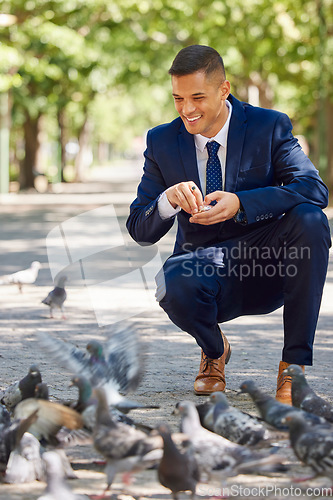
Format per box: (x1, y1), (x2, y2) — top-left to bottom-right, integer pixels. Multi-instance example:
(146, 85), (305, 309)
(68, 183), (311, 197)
(171, 71), (230, 138)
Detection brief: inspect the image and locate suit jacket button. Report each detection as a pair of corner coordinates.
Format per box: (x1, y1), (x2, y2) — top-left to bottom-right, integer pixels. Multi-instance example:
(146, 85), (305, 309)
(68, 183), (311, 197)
(269, 213), (273, 218)
(260, 215), (265, 220)
(256, 216), (260, 221)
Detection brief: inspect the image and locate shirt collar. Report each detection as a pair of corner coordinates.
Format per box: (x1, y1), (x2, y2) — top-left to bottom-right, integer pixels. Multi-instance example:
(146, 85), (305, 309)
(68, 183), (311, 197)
(194, 100), (232, 153)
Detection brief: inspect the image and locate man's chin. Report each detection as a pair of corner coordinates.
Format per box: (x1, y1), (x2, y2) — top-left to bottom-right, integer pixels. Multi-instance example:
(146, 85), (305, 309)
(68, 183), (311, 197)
(182, 119), (202, 135)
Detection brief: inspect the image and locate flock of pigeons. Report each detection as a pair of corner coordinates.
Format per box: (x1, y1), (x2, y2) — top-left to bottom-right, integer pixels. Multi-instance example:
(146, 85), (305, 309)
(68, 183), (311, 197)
(0, 264), (333, 499)
(0, 328), (333, 499)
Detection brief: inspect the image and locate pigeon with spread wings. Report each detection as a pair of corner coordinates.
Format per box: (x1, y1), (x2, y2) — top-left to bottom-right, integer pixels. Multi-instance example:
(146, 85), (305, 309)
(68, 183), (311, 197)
(37, 324), (148, 410)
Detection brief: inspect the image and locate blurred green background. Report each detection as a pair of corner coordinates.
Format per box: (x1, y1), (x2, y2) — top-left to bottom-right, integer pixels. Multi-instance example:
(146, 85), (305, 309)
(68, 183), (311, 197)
(0, 0), (332, 197)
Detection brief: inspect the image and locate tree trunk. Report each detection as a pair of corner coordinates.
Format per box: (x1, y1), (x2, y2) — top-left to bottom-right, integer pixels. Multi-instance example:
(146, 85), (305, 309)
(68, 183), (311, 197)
(74, 116), (93, 182)
(20, 112), (41, 189)
(58, 109), (68, 182)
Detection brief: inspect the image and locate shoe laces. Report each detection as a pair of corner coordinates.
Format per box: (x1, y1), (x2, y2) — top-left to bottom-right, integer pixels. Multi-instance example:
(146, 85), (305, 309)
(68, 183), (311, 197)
(277, 373), (292, 391)
(201, 354), (221, 375)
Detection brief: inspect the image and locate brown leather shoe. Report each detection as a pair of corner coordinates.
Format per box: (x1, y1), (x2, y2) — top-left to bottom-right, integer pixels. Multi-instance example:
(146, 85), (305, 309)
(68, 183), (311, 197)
(194, 330), (231, 395)
(275, 361), (304, 405)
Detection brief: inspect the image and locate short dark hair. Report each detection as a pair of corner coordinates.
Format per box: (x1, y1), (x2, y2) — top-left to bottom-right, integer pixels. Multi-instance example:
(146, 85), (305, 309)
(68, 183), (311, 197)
(168, 45), (226, 80)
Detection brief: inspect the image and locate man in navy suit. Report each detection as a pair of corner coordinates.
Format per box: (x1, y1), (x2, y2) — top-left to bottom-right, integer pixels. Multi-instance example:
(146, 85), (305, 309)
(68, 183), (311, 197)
(126, 45), (331, 404)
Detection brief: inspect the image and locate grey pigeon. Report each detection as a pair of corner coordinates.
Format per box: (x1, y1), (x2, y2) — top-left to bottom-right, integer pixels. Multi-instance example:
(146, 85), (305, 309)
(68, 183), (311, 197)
(239, 380), (328, 430)
(69, 375), (152, 433)
(1, 364), (42, 411)
(37, 324), (157, 413)
(209, 392), (270, 445)
(195, 400), (215, 430)
(37, 451), (89, 500)
(0, 261), (41, 292)
(176, 400), (285, 482)
(157, 422), (199, 500)
(283, 412), (333, 483)
(35, 382), (50, 400)
(41, 275), (67, 318)
(284, 365), (333, 423)
(0, 404), (11, 427)
(4, 432), (43, 483)
(92, 387), (163, 495)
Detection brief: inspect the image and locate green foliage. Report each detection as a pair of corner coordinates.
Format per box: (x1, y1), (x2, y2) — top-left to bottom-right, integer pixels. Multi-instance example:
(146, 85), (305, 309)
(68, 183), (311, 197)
(0, 0), (331, 177)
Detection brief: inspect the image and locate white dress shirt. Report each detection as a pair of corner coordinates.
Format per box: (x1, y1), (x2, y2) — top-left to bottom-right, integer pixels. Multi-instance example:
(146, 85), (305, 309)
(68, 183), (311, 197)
(158, 100), (232, 219)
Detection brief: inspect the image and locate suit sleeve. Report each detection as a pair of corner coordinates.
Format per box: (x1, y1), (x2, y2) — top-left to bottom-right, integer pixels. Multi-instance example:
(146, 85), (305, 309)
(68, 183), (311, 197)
(126, 129), (175, 245)
(235, 113), (329, 225)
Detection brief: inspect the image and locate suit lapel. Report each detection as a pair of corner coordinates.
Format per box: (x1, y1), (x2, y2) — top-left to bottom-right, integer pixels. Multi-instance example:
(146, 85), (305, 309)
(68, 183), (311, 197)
(225, 95), (247, 193)
(178, 125), (203, 194)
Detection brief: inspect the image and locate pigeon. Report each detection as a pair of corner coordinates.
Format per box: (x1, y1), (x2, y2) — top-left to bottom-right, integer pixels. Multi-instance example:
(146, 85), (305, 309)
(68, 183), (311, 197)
(0, 261), (41, 292)
(157, 422), (200, 500)
(41, 275), (67, 318)
(0, 409), (38, 472)
(208, 392), (270, 446)
(195, 400), (215, 430)
(4, 432), (44, 483)
(37, 451), (89, 500)
(35, 382), (50, 401)
(0, 404), (11, 428)
(284, 365), (333, 423)
(239, 380), (328, 431)
(37, 324), (156, 412)
(92, 387), (163, 495)
(175, 400), (285, 482)
(283, 412), (333, 484)
(69, 375), (152, 433)
(14, 398), (83, 445)
(1, 364), (42, 411)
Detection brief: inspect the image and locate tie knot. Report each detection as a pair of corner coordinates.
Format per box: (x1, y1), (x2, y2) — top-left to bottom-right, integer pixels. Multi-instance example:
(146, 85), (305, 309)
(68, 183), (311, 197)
(206, 140), (220, 158)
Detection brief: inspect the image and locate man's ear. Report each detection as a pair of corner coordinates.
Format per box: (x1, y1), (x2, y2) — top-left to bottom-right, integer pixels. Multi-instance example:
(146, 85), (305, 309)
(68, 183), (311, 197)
(220, 80), (231, 100)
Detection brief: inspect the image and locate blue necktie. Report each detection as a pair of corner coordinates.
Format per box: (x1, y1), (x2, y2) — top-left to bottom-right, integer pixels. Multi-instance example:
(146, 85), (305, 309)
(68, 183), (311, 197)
(206, 141), (222, 195)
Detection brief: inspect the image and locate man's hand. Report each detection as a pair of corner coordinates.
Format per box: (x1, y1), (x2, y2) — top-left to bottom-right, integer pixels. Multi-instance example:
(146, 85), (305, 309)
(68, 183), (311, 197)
(166, 181), (204, 214)
(189, 191), (241, 225)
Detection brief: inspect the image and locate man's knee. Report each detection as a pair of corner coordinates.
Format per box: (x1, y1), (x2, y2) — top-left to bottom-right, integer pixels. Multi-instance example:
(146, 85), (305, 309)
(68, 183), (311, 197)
(285, 204), (331, 245)
(157, 259), (194, 310)
(157, 257), (219, 315)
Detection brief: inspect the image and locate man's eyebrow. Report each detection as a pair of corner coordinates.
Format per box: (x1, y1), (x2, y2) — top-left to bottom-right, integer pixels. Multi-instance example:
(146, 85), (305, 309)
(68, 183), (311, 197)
(172, 92), (205, 97)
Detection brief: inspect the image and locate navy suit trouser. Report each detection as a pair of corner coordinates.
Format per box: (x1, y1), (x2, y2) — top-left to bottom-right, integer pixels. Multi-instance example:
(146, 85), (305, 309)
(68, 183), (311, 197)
(158, 204), (331, 365)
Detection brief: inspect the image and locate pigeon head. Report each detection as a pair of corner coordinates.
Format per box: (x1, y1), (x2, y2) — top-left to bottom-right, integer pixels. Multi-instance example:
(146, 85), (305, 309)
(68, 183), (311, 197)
(210, 391), (229, 409)
(283, 365), (305, 379)
(70, 375), (90, 390)
(31, 261), (41, 270)
(238, 380), (257, 395)
(157, 422), (172, 438)
(34, 382), (49, 400)
(86, 340), (104, 360)
(70, 375), (92, 402)
(175, 401), (202, 433)
(281, 412), (309, 431)
(28, 365), (41, 377)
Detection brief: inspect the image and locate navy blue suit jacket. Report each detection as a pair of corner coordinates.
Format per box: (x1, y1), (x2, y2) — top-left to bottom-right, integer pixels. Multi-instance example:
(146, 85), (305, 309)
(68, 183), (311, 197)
(127, 95), (328, 254)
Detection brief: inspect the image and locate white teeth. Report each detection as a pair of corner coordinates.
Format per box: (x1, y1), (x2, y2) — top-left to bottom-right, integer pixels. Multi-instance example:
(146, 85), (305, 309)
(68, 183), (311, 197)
(186, 116), (201, 122)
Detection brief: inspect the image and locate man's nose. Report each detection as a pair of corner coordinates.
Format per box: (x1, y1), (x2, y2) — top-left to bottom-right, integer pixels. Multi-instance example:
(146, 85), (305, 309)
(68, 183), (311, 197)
(182, 100), (196, 115)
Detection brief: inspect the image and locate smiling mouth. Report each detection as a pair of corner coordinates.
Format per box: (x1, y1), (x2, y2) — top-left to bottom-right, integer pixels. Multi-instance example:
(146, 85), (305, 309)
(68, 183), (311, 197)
(185, 115), (201, 123)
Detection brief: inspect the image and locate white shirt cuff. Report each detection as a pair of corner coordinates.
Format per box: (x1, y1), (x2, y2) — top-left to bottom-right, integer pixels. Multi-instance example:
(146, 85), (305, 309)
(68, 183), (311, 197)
(158, 191), (181, 220)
